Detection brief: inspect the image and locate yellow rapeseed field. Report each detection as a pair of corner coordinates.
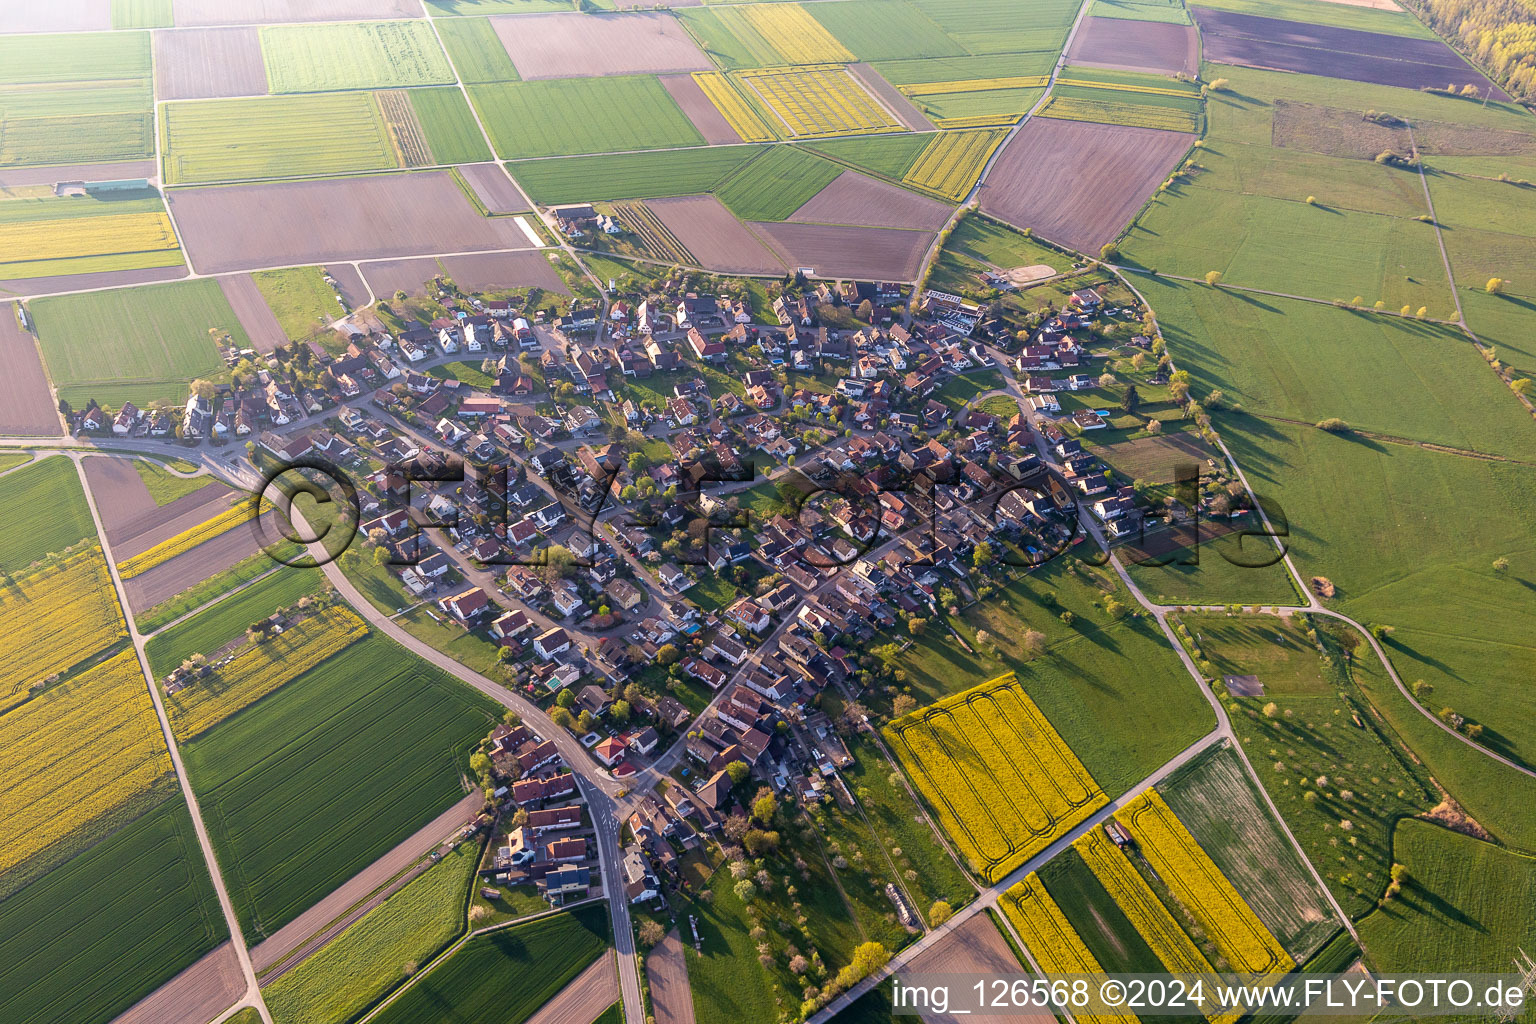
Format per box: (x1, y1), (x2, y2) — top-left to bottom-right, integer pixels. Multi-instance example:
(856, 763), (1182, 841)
(0, 547), (128, 715)
(117, 500), (262, 580)
(931, 113), (1023, 130)
(0, 212), (179, 264)
(0, 649), (172, 876)
(166, 605), (368, 741)
(902, 76), (1050, 97)
(692, 71), (779, 142)
(886, 674), (1107, 882)
(740, 3), (855, 64)
(1117, 791), (1294, 977)
(739, 66), (902, 139)
(999, 874), (1141, 1024)
(903, 128), (1009, 201)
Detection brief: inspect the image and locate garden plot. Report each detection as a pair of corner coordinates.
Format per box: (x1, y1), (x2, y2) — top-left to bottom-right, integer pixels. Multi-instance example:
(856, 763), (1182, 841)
(886, 674), (1108, 882)
(153, 28), (268, 100)
(1065, 16), (1199, 77)
(787, 169), (953, 230)
(491, 11), (711, 80)
(168, 172), (530, 274)
(750, 221), (934, 281)
(645, 195), (785, 275)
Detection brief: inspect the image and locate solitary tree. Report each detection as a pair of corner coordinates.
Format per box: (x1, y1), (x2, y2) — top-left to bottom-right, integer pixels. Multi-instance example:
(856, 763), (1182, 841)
(1121, 384), (1141, 413)
(1486, 277), (1507, 294)
(1493, 556), (1511, 574)
(929, 901), (954, 925)
(1205, 270), (1223, 286)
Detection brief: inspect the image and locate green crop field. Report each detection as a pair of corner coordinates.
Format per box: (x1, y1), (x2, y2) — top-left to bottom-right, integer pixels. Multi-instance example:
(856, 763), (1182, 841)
(371, 902), (610, 1024)
(871, 52), (1058, 86)
(260, 21), (454, 93)
(676, 7), (783, 70)
(162, 93), (399, 184)
(132, 459), (216, 506)
(0, 83), (154, 168)
(1357, 820), (1536, 971)
(29, 279), (244, 409)
(145, 567), (325, 677)
(111, 0), (173, 28)
(802, 133), (931, 179)
(915, 87), (1042, 124)
(908, 0), (1078, 54)
(0, 800), (226, 1024)
(808, 0), (965, 61)
(436, 16), (520, 83)
(264, 842), (479, 1024)
(181, 634), (499, 940)
(407, 86), (493, 164)
(0, 456), (95, 574)
(508, 146), (758, 204)
(0, 32), (149, 85)
(1181, 613), (1333, 695)
(716, 145), (844, 221)
(1036, 846), (1166, 973)
(472, 77), (703, 160)
(1088, 0), (1192, 24)
(1160, 743), (1339, 959)
(253, 267), (344, 341)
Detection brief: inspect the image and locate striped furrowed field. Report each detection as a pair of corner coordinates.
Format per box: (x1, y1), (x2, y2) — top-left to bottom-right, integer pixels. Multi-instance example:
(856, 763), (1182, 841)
(161, 93), (398, 184)
(377, 90), (433, 168)
(0, 84), (153, 168)
(903, 75), (1050, 96)
(166, 606), (368, 742)
(609, 201), (694, 265)
(1038, 95), (1202, 133)
(886, 674), (1107, 882)
(999, 874), (1140, 1024)
(260, 21), (454, 94)
(740, 66), (903, 139)
(740, 3), (855, 64)
(0, 211), (177, 264)
(0, 650), (170, 878)
(471, 77), (703, 159)
(693, 71), (778, 142)
(903, 128), (1008, 200)
(1075, 827), (1238, 1022)
(117, 500), (258, 580)
(1118, 790), (1294, 977)
(0, 547), (128, 717)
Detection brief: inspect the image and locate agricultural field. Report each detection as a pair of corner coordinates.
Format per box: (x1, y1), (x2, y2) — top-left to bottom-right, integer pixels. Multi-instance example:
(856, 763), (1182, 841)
(908, 0), (1081, 54)
(165, 605), (369, 741)
(998, 875), (1141, 1024)
(181, 633), (499, 939)
(692, 71), (778, 143)
(675, 6), (784, 71)
(471, 76), (704, 158)
(739, 3), (856, 64)
(872, 53), (1060, 87)
(435, 15), (520, 84)
(117, 501), (262, 579)
(804, 132), (932, 179)
(0, 649), (171, 879)
(738, 66), (905, 139)
(263, 842), (479, 1024)
(0, 193), (181, 280)
(806, 0), (965, 61)
(1039, 81), (1204, 134)
(787, 169), (953, 230)
(161, 92), (400, 184)
(885, 674), (1108, 882)
(1089, 0), (1192, 24)
(370, 902), (610, 1024)
(252, 266), (345, 341)
(1036, 846), (1166, 974)
(406, 86), (493, 164)
(0, 455), (96, 574)
(1159, 743), (1340, 959)
(715, 145), (845, 221)
(0, 800), (227, 1024)
(492, 10), (711, 80)
(902, 128), (1009, 200)
(645, 194), (786, 275)
(1067, 16), (1199, 78)
(0, 548), (128, 718)
(507, 146), (759, 205)
(0, 32), (154, 168)
(259, 21), (454, 93)
(1191, 0), (1437, 36)
(605, 201), (695, 265)
(144, 566), (325, 676)
(133, 459), (212, 506)
(1126, 538), (1305, 609)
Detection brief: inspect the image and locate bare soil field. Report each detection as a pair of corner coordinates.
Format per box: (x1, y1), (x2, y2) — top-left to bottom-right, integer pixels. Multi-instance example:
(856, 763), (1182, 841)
(441, 251), (566, 294)
(849, 64), (935, 132)
(905, 914), (1055, 1024)
(492, 11), (712, 80)
(0, 301), (63, 435)
(0, 265), (189, 301)
(251, 792), (483, 973)
(1067, 16), (1199, 77)
(0, 161), (157, 188)
(660, 75), (744, 146)
(218, 274), (288, 354)
(1194, 9), (1510, 97)
(646, 195), (786, 274)
(324, 264), (369, 310)
(361, 257), (443, 299)
(752, 221), (935, 281)
(789, 170), (953, 231)
(980, 118), (1190, 253)
(0, 0), (107, 33)
(173, 0), (423, 27)
(645, 930), (695, 1024)
(83, 456), (235, 557)
(125, 519), (269, 612)
(458, 163), (532, 214)
(526, 953), (619, 1024)
(109, 942), (243, 1024)
(154, 28), (268, 101)
(167, 172), (530, 275)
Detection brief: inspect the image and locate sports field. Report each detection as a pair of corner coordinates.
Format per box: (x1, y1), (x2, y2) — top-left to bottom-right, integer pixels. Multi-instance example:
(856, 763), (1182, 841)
(182, 633), (498, 940)
(886, 674), (1108, 882)
(259, 21), (454, 93)
(162, 93), (399, 184)
(471, 76), (703, 158)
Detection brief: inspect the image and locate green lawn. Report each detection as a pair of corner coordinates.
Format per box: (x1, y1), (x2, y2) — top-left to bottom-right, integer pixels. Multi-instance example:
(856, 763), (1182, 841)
(803, 134), (931, 180)
(1356, 819), (1536, 971)
(30, 279), (243, 409)
(144, 567), (325, 676)
(1180, 612), (1332, 695)
(716, 146), (845, 222)
(0, 800), (227, 1024)
(0, 455), (94, 574)
(409, 87), (493, 164)
(472, 77), (703, 159)
(1125, 540), (1304, 608)
(259, 21), (455, 93)
(371, 902), (610, 1024)
(132, 459), (217, 507)
(684, 867), (782, 1024)
(1183, 140), (1431, 221)
(931, 368), (1004, 410)
(945, 212), (1066, 272)
(436, 17), (520, 84)
(264, 842), (479, 1024)
(396, 605), (505, 677)
(429, 360), (498, 389)
(507, 147), (758, 205)
(252, 267), (343, 341)
(807, 0), (966, 61)
(181, 634), (499, 941)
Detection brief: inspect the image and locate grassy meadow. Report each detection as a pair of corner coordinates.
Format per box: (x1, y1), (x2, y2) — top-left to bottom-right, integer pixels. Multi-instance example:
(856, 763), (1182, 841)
(472, 77), (704, 159)
(0, 455), (95, 574)
(507, 147), (758, 204)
